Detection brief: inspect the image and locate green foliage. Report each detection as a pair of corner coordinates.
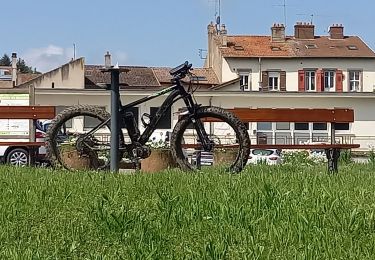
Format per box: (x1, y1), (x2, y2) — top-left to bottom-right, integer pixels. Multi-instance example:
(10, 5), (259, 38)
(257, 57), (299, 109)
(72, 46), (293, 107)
(0, 165), (375, 258)
(368, 148), (375, 168)
(340, 149), (353, 164)
(0, 54), (11, 66)
(0, 53), (40, 74)
(16, 58), (34, 74)
(282, 150), (326, 167)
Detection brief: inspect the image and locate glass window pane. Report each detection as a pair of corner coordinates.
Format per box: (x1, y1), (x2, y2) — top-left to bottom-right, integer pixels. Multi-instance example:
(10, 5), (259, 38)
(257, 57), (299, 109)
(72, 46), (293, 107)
(276, 122), (290, 130)
(257, 122), (272, 131)
(313, 123), (327, 130)
(335, 123), (349, 130)
(295, 123), (309, 130)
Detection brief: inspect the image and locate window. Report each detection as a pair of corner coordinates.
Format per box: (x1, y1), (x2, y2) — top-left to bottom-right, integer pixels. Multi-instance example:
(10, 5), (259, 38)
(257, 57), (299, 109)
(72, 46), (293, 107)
(324, 71), (335, 91)
(239, 71), (251, 91)
(120, 107), (139, 129)
(295, 123), (309, 130)
(84, 106), (106, 129)
(268, 72), (279, 91)
(335, 123), (350, 131)
(313, 123), (327, 131)
(150, 106), (171, 129)
(0, 69), (10, 76)
(257, 122), (272, 131)
(349, 71), (361, 92)
(305, 71), (315, 91)
(56, 106), (73, 128)
(276, 122), (290, 130)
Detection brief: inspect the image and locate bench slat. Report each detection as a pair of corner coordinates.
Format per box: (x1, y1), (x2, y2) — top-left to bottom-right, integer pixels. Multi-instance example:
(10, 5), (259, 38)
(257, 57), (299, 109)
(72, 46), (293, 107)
(181, 144), (360, 149)
(227, 108), (354, 123)
(0, 106), (55, 119)
(0, 142), (45, 147)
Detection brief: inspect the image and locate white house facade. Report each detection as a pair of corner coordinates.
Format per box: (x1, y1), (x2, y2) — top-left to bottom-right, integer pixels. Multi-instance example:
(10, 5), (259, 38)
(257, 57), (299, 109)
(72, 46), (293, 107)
(204, 22), (375, 150)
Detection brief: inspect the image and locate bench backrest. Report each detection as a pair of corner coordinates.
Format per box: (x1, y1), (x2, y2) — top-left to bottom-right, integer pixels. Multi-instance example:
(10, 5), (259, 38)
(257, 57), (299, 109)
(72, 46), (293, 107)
(227, 108), (354, 123)
(0, 106), (55, 119)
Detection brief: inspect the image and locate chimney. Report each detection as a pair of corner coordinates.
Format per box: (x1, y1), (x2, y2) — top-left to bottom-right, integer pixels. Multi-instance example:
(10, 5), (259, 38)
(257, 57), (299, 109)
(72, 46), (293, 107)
(11, 53), (17, 87)
(329, 24), (344, 39)
(104, 51), (111, 68)
(294, 22), (315, 39)
(207, 22), (216, 68)
(271, 23), (285, 42)
(220, 24), (228, 47)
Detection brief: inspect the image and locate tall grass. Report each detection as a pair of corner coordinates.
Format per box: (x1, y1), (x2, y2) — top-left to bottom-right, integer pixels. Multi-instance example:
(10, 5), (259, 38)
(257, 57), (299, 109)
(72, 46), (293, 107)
(0, 163), (374, 259)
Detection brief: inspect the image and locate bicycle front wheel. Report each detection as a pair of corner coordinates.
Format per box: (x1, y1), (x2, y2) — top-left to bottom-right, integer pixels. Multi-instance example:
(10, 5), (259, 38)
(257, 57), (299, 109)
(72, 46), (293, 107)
(171, 106), (250, 173)
(46, 105), (124, 171)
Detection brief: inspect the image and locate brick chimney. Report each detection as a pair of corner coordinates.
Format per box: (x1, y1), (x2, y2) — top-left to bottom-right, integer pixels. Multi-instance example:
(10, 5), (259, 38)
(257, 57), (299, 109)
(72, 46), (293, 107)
(220, 24), (228, 47)
(11, 53), (17, 87)
(294, 22), (315, 39)
(329, 24), (344, 39)
(104, 51), (111, 68)
(271, 23), (285, 42)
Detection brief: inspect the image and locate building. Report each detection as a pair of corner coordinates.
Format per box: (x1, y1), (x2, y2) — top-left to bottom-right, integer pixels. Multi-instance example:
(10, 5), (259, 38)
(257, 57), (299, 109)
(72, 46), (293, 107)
(204, 22), (375, 149)
(14, 22), (375, 150)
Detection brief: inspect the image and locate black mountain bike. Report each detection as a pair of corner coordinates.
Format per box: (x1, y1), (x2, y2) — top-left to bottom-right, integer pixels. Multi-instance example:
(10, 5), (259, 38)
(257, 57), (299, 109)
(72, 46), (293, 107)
(46, 62), (250, 172)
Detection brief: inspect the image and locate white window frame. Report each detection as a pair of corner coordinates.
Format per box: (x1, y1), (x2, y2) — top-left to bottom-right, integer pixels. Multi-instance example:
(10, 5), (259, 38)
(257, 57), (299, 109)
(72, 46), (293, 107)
(305, 71), (316, 91)
(324, 70), (335, 91)
(239, 70), (251, 91)
(349, 70), (361, 92)
(268, 72), (280, 91)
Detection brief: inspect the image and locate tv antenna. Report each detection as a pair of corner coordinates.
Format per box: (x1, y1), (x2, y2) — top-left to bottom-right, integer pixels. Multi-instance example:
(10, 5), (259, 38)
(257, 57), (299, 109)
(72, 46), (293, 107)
(215, 0), (221, 32)
(273, 0), (287, 28)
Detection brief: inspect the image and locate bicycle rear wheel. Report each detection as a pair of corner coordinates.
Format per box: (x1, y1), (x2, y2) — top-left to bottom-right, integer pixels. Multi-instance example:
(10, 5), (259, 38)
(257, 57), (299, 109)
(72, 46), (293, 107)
(171, 106), (250, 173)
(46, 105), (124, 171)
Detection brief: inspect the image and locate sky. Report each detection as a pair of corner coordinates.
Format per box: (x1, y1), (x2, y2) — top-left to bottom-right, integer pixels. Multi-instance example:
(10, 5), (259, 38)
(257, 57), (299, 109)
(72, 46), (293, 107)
(2, 0), (374, 72)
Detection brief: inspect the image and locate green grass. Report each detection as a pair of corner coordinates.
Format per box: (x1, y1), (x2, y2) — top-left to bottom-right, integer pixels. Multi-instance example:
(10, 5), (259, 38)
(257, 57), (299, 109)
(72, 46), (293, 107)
(0, 163), (375, 259)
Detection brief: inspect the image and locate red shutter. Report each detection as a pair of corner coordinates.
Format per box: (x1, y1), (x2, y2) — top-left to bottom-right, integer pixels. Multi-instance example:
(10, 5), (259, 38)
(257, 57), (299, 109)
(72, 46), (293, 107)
(336, 70), (343, 92)
(261, 71), (269, 92)
(280, 71), (286, 91)
(298, 70), (305, 92)
(316, 70), (323, 92)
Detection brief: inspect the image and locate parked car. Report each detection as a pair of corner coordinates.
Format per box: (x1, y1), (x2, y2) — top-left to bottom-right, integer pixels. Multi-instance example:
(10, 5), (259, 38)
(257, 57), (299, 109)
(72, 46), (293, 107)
(0, 120), (67, 167)
(247, 149), (282, 165)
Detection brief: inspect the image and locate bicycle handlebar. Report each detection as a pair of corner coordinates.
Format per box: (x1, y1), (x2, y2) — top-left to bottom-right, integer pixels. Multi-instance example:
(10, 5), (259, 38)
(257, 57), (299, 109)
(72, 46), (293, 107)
(169, 61), (192, 79)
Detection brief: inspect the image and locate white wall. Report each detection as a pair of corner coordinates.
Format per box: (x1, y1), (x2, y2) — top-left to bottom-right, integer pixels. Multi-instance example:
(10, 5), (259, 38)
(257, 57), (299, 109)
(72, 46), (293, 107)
(223, 57), (375, 92)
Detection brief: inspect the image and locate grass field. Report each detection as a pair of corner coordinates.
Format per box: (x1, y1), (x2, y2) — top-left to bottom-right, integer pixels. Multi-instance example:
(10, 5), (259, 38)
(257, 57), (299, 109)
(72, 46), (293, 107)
(0, 162), (375, 259)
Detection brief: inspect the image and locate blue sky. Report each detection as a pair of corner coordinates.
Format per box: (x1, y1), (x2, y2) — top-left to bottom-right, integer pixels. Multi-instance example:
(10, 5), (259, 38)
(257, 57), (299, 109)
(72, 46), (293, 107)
(2, 0), (374, 72)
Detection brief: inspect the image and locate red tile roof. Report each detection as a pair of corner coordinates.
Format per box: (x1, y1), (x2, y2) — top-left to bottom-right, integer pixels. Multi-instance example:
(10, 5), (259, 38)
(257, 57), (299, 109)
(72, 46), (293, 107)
(221, 35), (375, 58)
(152, 67), (219, 85)
(85, 65), (161, 89)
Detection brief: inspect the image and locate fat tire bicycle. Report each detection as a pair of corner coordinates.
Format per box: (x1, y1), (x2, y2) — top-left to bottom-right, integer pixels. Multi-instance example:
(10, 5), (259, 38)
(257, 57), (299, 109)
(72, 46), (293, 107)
(46, 62), (250, 172)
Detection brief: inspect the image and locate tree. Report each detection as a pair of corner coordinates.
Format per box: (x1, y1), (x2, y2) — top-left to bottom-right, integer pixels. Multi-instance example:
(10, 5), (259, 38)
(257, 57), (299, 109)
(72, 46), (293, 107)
(16, 58), (34, 73)
(0, 54), (11, 66)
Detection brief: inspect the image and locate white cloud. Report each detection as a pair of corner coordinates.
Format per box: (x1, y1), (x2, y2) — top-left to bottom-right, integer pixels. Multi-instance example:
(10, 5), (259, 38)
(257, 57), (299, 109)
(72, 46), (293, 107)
(21, 45), (74, 73)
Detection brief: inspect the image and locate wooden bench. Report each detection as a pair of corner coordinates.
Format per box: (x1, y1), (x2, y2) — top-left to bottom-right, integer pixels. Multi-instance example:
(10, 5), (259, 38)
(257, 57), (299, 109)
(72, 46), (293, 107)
(228, 108), (360, 172)
(0, 106), (55, 165)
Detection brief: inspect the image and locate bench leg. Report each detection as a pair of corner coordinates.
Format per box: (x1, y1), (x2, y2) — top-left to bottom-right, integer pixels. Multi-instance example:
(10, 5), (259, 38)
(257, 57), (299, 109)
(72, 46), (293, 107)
(325, 148), (340, 173)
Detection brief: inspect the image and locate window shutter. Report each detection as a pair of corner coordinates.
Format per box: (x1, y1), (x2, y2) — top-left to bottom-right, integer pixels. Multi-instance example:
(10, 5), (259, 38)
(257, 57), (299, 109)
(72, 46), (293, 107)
(336, 70), (343, 92)
(280, 71), (286, 91)
(261, 71), (269, 91)
(316, 70), (323, 92)
(298, 70), (305, 92)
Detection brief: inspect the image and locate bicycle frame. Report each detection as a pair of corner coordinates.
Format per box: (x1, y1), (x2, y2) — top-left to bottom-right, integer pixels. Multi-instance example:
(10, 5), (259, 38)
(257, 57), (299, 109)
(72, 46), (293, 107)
(86, 79), (212, 150)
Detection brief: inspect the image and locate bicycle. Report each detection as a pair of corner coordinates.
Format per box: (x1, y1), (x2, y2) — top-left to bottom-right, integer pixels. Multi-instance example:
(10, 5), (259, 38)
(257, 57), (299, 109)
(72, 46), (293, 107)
(46, 61), (250, 172)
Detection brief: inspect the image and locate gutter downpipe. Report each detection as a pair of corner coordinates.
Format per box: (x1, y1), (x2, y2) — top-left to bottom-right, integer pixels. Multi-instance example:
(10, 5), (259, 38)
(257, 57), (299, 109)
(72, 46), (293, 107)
(258, 57), (262, 90)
